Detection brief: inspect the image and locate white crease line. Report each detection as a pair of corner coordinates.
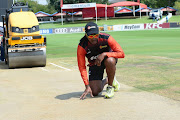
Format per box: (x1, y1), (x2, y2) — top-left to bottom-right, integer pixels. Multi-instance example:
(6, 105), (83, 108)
(58, 61), (78, 70)
(49, 63), (72, 71)
(58, 61), (71, 65)
(41, 68), (49, 72)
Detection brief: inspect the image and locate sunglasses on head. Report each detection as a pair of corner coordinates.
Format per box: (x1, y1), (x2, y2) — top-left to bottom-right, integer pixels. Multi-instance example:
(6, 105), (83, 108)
(86, 34), (99, 39)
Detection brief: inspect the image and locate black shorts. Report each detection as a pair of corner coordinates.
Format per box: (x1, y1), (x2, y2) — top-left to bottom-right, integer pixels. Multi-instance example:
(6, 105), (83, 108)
(89, 62), (105, 81)
(88, 58), (118, 81)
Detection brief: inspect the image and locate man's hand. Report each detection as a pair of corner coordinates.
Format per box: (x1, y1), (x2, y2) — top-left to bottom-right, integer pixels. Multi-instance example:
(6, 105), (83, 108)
(80, 85), (94, 100)
(95, 53), (107, 66)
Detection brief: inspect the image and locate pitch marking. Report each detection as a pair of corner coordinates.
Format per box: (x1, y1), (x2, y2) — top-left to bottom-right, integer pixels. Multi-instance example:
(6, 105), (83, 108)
(41, 68), (49, 72)
(50, 63), (72, 71)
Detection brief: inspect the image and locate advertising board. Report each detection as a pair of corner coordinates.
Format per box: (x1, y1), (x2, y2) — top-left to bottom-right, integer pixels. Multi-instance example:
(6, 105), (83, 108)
(62, 3), (96, 9)
(40, 29), (53, 34)
(144, 23), (170, 29)
(53, 27), (83, 34)
(113, 25), (123, 31)
(113, 24), (144, 31)
(122, 24), (144, 31)
(170, 22), (180, 28)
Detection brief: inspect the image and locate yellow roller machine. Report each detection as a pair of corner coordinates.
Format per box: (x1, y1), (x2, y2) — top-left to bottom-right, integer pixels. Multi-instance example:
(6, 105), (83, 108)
(2, 3), (46, 68)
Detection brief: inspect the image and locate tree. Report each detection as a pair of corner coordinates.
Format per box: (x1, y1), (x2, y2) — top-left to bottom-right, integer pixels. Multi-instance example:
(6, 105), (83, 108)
(156, 0), (177, 8)
(16, 0), (56, 13)
(128, 0), (178, 8)
(173, 1), (180, 14)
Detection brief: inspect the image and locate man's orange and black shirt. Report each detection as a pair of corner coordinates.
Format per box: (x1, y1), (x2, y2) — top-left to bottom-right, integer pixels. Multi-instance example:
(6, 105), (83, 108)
(77, 33), (125, 85)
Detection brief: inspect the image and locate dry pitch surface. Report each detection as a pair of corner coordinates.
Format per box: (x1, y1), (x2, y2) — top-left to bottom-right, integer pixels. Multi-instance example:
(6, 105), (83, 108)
(0, 60), (180, 120)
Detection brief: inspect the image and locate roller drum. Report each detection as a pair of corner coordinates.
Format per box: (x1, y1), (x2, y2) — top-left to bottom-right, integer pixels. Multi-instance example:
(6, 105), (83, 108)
(8, 48), (46, 68)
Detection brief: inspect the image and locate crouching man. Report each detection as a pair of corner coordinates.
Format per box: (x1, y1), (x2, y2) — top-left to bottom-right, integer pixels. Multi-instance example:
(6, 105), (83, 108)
(77, 22), (125, 99)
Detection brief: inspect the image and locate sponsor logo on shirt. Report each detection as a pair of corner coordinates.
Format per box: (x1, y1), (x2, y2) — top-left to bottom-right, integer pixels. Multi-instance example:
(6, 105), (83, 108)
(90, 55), (98, 61)
(100, 45), (107, 49)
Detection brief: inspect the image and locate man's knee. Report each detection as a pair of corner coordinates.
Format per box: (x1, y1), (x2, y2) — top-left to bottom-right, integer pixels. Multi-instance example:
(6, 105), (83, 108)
(91, 87), (102, 96)
(92, 91), (100, 96)
(104, 57), (116, 67)
(90, 81), (103, 96)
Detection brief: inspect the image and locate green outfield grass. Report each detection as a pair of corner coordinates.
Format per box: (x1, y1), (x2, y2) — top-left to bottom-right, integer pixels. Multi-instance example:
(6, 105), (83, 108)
(46, 29), (180, 59)
(168, 15), (180, 22)
(46, 29), (180, 101)
(40, 15), (180, 29)
(40, 16), (153, 29)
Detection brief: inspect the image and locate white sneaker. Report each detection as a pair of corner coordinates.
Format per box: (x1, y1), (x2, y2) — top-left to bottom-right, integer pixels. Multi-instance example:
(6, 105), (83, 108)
(104, 85), (114, 98)
(112, 76), (120, 92)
